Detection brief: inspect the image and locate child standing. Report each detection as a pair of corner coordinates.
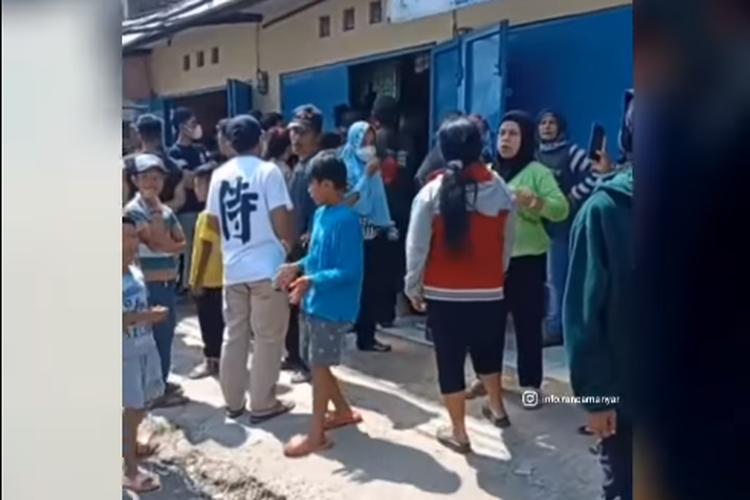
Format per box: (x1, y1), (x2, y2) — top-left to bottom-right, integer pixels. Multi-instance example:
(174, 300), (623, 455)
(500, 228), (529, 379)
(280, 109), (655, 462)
(188, 161), (225, 379)
(275, 150), (365, 458)
(122, 215), (168, 494)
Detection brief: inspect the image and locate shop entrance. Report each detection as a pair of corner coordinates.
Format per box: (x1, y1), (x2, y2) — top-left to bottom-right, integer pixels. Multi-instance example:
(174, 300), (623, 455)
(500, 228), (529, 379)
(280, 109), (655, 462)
(346, 50), (431, 164)
(170, 89), (227, 152)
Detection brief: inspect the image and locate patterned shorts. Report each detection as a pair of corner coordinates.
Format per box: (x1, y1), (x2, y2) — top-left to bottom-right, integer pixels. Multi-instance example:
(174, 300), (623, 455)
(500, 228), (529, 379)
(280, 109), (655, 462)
(299, 312), (352, 367)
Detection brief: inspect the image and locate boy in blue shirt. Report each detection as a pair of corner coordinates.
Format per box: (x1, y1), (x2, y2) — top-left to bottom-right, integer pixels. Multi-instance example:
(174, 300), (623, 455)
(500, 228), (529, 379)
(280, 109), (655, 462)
(274, 150), (365, 458)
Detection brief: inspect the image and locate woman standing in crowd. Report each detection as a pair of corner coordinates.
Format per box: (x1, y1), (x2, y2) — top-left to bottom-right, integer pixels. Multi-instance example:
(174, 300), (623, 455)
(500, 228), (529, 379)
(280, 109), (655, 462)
(536, 109), (598, 347)
(405, 116), (516, 452)
(340, 121), (394, 352)
(466, 111), (569, 404)
(263, 126), (294, 183)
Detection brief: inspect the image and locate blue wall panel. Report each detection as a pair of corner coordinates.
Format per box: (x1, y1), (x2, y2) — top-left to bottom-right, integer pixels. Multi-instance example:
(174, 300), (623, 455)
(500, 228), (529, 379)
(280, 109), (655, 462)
(506, 5), (633, 156)
(280, 65), (350, 130)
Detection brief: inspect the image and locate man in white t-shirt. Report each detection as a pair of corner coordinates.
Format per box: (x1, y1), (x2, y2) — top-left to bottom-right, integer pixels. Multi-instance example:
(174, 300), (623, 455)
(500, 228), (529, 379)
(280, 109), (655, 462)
(205, 114), (295, 422)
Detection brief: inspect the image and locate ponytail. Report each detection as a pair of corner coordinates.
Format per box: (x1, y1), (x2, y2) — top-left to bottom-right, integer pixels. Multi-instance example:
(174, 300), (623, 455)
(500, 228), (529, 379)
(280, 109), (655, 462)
(439, 160), (477, 252)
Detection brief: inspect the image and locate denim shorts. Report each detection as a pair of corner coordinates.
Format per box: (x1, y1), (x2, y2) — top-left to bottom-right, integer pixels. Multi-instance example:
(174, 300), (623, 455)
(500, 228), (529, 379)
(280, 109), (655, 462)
(299, 313), (352, 367)
(123, 341), (165, 409)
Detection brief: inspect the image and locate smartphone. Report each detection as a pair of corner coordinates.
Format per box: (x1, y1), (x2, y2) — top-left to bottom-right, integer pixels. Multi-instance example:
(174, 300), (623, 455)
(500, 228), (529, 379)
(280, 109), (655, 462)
(587, 123), (606, 161)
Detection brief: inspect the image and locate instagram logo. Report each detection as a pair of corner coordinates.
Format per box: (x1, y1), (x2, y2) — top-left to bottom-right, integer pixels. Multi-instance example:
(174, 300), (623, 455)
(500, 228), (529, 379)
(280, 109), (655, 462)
(522, 390), (539, 408)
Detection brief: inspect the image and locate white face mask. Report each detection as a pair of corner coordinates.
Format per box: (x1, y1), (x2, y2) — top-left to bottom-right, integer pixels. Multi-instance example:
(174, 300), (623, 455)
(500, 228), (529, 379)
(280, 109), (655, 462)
(356, 146), (376, 163)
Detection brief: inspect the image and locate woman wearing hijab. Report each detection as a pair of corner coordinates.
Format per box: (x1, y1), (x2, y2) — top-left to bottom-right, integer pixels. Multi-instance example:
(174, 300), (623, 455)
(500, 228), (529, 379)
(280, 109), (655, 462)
(405, 116), (516, 452)
(340, 121), (394, 353)
(466, 111), (569, 405)
(536, 110), (598, 347)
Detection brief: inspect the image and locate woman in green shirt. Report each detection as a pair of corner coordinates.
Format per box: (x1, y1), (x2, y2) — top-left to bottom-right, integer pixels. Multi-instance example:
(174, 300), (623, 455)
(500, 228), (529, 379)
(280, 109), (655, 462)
(467, 111), (569, 409)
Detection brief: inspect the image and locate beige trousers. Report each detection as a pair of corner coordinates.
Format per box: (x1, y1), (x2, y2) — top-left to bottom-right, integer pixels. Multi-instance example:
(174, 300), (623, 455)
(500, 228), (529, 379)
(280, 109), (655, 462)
(220, 279), (289, 413)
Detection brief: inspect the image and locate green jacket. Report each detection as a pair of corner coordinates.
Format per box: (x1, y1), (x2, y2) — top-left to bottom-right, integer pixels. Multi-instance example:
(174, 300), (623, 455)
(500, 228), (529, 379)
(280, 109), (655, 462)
(563, 167), (633, 416)
(504, 161), (569, 257)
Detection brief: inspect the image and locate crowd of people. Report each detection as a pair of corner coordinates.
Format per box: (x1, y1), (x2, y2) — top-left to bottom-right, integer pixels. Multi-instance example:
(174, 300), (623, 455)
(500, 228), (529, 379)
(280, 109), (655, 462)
(121, 92), (634, 500)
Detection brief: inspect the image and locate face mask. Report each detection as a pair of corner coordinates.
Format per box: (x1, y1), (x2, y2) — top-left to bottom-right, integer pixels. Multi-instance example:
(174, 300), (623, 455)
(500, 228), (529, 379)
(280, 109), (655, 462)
(356, 146), (376, 163)
(191, 124), (203, 141)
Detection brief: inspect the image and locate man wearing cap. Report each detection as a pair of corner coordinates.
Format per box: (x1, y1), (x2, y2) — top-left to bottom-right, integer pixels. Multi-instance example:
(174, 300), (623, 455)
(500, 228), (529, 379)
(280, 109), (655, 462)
(283, 104), (325, 382)
(168, 107), (209, 293)
(205, 114), (296, 422)
(122, 114), (186, 210)
(123, 153), (189, 408)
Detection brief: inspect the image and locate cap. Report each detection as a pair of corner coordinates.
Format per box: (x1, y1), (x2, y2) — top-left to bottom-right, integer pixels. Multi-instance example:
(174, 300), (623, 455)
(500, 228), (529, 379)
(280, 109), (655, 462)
(133, 153), (167, 174)
(289, 105), (323, 134)
(226, 114), (262, 152)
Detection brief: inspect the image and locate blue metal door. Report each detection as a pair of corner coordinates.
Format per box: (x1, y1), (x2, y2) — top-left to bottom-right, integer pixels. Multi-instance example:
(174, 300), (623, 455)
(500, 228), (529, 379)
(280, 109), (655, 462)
(461, 21), (509, 143)
(429, 38), (462, 142)
(280, 65), (349, 130)
(226, 79), (253, 117)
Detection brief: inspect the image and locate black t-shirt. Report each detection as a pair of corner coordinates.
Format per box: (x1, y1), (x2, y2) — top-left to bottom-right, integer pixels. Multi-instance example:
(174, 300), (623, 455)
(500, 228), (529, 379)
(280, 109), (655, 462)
(122, 150), (183, 204)
(375, 127), (416, 231)
(167, 143), (209, 213)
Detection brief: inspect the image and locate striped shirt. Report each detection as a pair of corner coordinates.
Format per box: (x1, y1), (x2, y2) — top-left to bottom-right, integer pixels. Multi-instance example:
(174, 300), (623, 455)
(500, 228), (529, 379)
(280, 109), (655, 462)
(124, 195), (183, 273)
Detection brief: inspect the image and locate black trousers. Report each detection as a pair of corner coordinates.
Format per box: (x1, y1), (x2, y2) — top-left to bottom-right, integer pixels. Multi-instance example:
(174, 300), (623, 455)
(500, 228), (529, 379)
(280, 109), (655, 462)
(378, 235), (404, 324)
(427, 300), (506, 394)
(355, 232), (391, 348)
(194, 287), (224, 359)
(599, 416), (633, 500)
(284, 242), (307, 368)
(499, 255), (546, 388)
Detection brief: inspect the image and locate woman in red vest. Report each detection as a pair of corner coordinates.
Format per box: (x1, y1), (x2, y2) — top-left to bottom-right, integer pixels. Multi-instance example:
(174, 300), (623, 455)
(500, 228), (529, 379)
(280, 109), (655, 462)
(404, 116), (517, 453)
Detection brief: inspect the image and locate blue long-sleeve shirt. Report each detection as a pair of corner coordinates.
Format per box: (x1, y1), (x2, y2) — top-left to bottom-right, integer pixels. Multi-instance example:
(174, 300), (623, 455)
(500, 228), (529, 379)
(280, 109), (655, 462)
(298, 204), (364, 323)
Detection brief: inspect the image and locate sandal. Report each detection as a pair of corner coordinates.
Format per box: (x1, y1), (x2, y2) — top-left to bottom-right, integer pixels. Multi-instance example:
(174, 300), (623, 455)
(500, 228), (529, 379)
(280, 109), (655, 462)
(482, 403), (512, 429)
(290, 370), (312, 385)
(577, 425), (595, 436)
(123, 469), (160, 494)
(189, 360), (219, 380)
(283, 434), (334, 458)
(324, 410), (363, 430)
(250, 400), (295, 424)
(150, 391), (189, 409)
(358, 340), (392, 353)
(436, 426), (471, 454)
(226, 405), (247, 419)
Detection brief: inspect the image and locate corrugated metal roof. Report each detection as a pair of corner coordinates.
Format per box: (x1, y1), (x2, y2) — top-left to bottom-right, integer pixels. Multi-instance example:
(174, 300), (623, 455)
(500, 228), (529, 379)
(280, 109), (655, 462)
(122, 0), (258, 49)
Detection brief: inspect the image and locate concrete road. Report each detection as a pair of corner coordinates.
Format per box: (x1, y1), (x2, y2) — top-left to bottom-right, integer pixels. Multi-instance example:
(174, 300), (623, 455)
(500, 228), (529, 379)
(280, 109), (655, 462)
(136, 306), (602, 500)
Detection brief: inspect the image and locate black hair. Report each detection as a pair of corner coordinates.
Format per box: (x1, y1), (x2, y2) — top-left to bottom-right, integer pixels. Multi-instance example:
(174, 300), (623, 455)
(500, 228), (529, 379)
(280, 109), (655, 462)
(437, 117), (483, 252)
(216, 118), (230, 137)
(172, 107), (195, 130)
(341, 109), (368, 130)
(135, 114), (163, 143)
(263, 127), (291, 161)
(249, 110), (263, 121)
(320, 132), (343, 150)
(122, 215), (136, 226)
(260, 112), (284, 131)
(308, 149), (347, 190)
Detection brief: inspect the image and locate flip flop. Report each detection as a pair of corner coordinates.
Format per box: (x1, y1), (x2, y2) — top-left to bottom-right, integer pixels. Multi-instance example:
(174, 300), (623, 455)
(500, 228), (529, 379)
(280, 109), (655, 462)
(358, 341), (392, 353)
(482, 403), (512, 429)
(577, 425), (595, 436)
(324, 411), (363, 431)
(123, 470), (160, 494)
(436, 426), (471, 454)
(283, 434), (334, 458)
(250, 400), (295, 424)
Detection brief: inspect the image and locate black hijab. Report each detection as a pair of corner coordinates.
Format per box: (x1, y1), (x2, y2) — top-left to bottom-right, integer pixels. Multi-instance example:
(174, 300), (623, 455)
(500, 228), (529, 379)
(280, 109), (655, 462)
(495, 110), (537, 181)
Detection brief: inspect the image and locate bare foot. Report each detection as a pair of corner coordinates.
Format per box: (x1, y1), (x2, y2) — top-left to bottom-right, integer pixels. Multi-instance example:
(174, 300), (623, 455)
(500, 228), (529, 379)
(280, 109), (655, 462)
(283, 433), (333, 458)
(123, 468), (160, 494)
(324, 410), (363, 430)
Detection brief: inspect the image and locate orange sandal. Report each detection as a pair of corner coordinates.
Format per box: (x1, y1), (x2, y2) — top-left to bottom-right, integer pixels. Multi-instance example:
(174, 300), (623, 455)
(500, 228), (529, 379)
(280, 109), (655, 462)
(283, 434), (334, 458)
(324, 411), (363, 430)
